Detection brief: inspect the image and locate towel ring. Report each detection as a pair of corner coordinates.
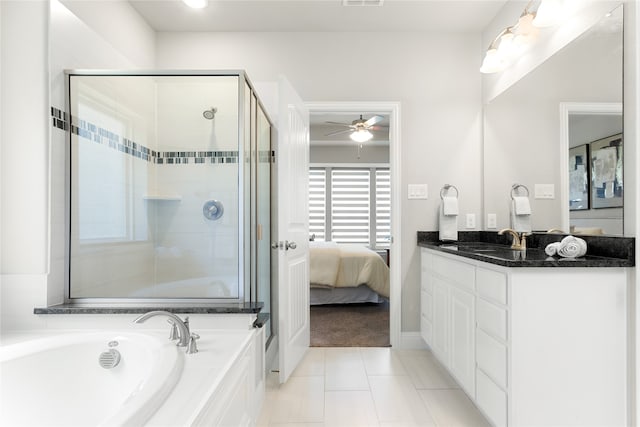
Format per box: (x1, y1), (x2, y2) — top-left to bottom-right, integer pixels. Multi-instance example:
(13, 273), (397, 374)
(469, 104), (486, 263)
(440, 184), (459, 200)
(510, 183), (530, 199)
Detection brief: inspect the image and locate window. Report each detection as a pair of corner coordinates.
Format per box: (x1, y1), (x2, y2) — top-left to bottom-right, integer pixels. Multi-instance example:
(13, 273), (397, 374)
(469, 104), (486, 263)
(309, 166), (390, 248)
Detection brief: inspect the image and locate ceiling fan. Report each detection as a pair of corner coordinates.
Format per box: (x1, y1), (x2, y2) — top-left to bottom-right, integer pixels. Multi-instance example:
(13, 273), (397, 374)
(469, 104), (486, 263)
(325, 114), (387, 142)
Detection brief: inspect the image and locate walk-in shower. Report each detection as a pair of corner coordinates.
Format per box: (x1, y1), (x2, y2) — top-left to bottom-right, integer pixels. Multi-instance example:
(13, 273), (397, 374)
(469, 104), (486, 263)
(65, 72), (272, 318)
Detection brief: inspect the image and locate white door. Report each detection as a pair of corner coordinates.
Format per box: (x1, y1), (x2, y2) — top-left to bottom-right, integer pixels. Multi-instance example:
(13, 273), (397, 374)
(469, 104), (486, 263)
(277, 76), (310, 384)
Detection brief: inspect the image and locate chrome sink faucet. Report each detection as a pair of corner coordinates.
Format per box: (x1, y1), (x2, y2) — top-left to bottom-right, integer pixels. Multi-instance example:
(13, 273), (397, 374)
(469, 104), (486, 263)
(133, 310), (199, 353)
(498, 228), (528, 251)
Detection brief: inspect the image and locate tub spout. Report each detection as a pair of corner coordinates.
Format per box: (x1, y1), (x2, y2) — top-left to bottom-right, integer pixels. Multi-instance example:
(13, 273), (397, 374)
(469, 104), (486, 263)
(133, 311), (191, 348)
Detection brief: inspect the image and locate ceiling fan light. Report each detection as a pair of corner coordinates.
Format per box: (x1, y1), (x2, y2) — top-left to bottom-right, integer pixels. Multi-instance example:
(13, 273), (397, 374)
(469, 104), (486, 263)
(182, 0), (208, 9)
(350, 129), (373, 143)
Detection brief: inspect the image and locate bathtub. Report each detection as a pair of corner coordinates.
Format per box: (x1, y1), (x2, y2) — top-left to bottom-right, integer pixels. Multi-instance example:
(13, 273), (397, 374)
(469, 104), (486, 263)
(0, 327), (264, 427)
(0, 332), (183, 426)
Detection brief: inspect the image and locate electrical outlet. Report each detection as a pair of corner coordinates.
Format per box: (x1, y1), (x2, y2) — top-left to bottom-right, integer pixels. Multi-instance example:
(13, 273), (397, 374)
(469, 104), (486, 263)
(487, 213), (497, 229)
(466, 213), (476, 229)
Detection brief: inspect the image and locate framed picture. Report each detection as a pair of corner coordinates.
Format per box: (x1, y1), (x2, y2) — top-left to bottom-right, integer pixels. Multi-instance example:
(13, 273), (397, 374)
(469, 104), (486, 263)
(590, 133), (623, 209)
(569, 144), (589, 210)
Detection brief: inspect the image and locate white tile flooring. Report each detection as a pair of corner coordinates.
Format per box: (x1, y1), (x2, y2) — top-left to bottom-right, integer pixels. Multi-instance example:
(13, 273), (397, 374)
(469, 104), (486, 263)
(257, 347), (491, 427)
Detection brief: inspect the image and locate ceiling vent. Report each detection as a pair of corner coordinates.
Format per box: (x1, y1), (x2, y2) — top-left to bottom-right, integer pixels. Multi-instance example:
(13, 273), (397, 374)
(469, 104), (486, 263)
(342, 0), (384, 6)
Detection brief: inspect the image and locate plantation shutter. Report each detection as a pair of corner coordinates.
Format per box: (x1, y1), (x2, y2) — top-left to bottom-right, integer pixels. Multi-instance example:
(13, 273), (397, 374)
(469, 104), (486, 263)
(375, 169), (391, 248)
(308, 168), (327, 240)
(331, 169), (370, 244)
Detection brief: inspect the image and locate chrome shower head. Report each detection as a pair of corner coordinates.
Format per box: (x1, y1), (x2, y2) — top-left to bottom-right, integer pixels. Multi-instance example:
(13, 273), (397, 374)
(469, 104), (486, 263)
(203, 107), (217, 120)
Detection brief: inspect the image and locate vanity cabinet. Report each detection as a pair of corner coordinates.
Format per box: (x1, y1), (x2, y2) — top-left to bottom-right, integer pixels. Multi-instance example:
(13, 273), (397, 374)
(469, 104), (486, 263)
(420, 250), (476, 397)
(420, 248), (628, 426)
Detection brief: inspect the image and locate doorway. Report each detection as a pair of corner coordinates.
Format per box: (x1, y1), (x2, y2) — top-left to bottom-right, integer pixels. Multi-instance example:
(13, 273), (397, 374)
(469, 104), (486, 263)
(306, 102), (401, 348)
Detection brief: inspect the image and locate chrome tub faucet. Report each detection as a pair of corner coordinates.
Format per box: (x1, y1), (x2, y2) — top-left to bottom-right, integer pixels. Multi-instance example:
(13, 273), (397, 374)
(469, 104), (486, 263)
(133, 311), (199, 354)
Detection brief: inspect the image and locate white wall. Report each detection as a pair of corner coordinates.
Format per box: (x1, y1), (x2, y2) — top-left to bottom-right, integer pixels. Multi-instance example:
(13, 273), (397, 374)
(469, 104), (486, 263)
(156, 31), (484, 332)
(1, 0), (155, 334)
(310, 144), (389, 164)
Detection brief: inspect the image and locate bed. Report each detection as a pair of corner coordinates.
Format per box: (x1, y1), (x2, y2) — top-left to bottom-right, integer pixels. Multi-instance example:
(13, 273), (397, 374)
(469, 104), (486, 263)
(309, 241), (390, 305)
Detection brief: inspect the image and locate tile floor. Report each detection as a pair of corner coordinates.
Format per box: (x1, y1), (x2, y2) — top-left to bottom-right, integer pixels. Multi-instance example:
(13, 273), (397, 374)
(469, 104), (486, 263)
(257, 347), (491, 427)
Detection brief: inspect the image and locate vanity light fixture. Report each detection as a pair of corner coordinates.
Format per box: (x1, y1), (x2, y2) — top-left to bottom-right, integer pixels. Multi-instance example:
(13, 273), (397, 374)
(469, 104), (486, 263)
(533, 0), (564, 28)
(480, 0), (561, 74)
(350, 128), (374, 143)
(182, 0), (208, 9)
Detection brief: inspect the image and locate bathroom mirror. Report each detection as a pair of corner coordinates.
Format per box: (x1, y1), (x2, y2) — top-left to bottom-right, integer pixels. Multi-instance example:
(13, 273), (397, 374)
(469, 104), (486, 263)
(483, 5), (623, 235)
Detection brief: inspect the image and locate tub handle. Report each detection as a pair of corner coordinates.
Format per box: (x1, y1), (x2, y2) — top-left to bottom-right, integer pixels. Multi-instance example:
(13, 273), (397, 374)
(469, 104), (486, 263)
(187, 333), (200, 354)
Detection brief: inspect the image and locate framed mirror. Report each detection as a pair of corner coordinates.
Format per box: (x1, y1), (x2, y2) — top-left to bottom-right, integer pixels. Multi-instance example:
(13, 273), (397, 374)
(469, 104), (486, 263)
(483, 4), (623, 235)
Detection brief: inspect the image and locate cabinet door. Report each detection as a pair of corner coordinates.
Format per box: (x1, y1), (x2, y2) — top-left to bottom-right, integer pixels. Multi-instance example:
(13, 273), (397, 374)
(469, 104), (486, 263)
(432, 278), (449, 362)
(450, 286), (475, 397)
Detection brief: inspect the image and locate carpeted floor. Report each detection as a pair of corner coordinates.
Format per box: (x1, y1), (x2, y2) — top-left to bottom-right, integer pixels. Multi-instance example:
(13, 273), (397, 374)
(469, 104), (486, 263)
(310, 301), (390, 347)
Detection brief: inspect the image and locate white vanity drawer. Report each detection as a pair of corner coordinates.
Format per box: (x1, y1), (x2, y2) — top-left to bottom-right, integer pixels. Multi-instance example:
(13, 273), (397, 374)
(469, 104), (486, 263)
(432, 255), (475, 291)
(476, 368), (507, 427)
(476, 328), (508, 389)
(477, 268), (507, 305)
(477, 297), (507, 341)
(421, 290), (433, 320)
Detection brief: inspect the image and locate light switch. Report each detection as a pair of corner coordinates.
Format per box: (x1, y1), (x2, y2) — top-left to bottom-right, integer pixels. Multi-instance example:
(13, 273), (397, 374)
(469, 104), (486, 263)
(535, 184), (555, 199)
(408, 184), (428, 200)
(466, 213), (476, 229)
(487, 213), (497, 229)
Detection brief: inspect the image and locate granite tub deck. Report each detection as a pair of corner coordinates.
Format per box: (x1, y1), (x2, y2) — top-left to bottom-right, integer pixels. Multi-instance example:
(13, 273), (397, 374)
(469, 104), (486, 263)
(417, 231), (635, 267)
(34, 302), (264, 315)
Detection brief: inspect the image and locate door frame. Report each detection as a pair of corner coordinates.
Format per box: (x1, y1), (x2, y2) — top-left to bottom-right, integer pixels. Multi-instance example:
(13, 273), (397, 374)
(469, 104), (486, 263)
(305, 101), (401, 347)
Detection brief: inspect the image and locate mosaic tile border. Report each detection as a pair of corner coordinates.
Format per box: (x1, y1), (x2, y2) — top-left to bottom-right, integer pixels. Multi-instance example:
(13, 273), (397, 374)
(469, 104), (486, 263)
(51, 107), (239, 165)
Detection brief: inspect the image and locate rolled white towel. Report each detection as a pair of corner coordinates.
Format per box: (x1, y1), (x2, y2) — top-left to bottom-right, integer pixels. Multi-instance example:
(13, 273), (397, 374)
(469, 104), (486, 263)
(545, 242), (561, 256)
(557, 235), (587, 258)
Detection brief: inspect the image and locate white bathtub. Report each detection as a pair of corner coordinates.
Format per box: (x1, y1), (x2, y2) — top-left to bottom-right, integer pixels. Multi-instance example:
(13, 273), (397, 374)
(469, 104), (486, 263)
(0, 332), (183, 427)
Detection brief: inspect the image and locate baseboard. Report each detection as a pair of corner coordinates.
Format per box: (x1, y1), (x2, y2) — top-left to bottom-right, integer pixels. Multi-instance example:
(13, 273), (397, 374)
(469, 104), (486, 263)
(398, 331), (428, 349)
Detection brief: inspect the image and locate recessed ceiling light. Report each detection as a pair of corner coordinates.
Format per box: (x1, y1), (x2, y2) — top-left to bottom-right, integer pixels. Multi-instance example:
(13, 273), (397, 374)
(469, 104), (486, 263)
(182, 0), (208, 9)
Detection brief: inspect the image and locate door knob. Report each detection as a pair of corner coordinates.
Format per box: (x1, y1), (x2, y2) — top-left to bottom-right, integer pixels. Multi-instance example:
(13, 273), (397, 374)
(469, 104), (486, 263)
(285, 241), (297, 250)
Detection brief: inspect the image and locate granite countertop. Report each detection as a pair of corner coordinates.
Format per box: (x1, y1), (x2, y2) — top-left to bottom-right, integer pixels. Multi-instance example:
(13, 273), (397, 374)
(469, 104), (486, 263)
(34, 302), (264, 315)
(417, 231), (635, 268)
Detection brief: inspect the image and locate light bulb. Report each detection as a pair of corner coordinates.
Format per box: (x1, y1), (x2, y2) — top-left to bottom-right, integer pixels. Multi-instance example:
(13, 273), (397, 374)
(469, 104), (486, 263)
(480, 48), (507, 74)
(533, 0), (563, 28)
(497, 28), (516, 61)
(350, 129), (373, 143)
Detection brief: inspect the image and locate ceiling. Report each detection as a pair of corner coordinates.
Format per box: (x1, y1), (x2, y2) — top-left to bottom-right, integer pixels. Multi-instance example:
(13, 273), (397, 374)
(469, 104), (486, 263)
(128, 0), (508, 33)
(124, 0), (509, 145)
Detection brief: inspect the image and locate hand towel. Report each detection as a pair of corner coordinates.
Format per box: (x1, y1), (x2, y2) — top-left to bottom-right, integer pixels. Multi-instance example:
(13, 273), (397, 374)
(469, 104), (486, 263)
(512, 196), (531, 215)
(439, 204), (458, 241)
(510, 200), (532, 233)
(557, 235), (587, 258)
(545, 242), (561, 256)
(442, 196), (459, 216)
